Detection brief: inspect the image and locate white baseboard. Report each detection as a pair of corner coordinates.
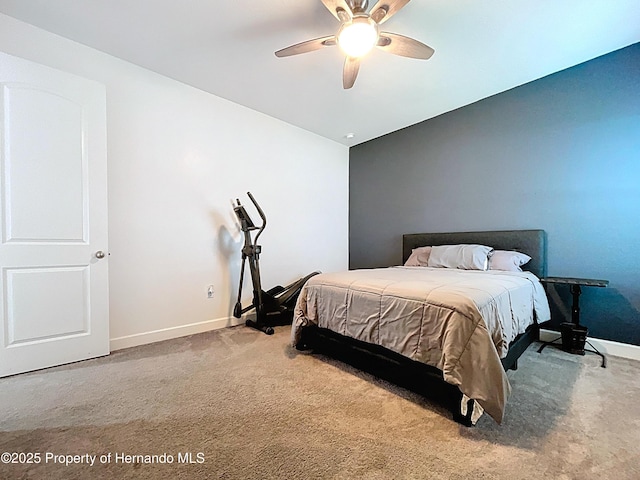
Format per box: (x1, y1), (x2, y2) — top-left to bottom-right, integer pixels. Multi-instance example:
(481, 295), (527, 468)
(110, 315), (246, 351)
(540, 328), (640, 362)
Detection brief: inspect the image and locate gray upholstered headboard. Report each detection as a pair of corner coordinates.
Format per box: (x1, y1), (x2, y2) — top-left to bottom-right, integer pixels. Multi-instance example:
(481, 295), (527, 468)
(402, 229), (547, 278)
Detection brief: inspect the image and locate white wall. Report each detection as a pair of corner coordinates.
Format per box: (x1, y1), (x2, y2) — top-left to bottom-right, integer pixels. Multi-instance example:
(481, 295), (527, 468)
(0, 14), (349, 349)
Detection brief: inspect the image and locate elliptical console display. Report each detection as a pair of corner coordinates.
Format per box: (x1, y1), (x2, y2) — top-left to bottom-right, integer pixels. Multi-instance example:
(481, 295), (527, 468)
(232, 192), (319, 335)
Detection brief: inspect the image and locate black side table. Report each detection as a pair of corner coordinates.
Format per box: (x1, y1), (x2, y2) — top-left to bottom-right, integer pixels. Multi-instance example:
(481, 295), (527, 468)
(537, 276), (609, 367)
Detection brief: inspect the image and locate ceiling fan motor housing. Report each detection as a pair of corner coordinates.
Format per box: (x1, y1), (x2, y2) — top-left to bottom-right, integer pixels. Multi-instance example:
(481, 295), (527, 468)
(347, 0), (369, 13)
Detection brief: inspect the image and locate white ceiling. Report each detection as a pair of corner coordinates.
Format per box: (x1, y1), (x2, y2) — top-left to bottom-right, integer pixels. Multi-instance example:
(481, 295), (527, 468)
(0, 0), (638, 146)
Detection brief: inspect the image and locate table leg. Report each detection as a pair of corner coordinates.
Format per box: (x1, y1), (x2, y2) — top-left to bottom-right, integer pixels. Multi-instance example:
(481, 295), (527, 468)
(570, 283), (581, 325)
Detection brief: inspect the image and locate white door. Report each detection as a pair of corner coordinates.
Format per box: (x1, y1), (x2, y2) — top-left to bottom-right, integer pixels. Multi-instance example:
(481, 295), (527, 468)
(0, 51), (109, 377)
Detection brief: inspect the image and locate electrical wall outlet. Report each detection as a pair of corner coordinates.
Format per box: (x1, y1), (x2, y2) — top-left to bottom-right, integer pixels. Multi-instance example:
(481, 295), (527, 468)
(207, 285), (214, 298)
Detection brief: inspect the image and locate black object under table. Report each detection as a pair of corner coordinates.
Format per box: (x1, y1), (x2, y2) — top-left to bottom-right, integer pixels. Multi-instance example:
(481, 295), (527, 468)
(537, 276), (609, 368)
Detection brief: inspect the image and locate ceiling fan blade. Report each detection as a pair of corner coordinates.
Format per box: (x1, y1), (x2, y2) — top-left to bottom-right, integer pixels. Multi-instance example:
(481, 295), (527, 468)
(376, 32), (434, 59)
(275, 36), (337, 58)
(369, 0), (411, 24)
(321, 0), (353, 22)
(343, 56), (360, 89)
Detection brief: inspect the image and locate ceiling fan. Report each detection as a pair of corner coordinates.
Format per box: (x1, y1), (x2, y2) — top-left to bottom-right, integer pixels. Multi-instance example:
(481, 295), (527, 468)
(275, 0), (435, 89)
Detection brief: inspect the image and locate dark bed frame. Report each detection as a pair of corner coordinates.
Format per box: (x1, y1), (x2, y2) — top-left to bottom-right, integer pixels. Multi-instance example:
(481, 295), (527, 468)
(297, 229), (547, 425)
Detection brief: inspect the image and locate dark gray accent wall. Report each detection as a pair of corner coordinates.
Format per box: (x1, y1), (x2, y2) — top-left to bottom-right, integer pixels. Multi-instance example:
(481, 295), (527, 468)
(349, 43), (640, 346)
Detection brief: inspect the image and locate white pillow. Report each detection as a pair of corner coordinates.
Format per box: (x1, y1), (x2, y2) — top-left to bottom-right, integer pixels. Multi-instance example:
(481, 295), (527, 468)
(404, 246), (432, 266)
(427, 244), (494, 270)
(489, 250), (531, 272)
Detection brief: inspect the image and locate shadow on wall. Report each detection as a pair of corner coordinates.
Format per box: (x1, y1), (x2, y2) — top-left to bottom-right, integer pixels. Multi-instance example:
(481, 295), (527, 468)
(545, 284), (640, 345)
(211, 206), (244, 320)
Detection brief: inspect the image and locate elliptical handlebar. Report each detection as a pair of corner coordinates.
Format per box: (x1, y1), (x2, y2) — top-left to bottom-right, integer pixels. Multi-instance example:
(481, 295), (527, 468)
(247, 191), (267, 245)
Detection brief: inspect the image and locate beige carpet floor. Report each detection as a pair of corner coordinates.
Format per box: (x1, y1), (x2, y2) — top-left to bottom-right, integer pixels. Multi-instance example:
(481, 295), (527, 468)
(1, 325), (639, 480)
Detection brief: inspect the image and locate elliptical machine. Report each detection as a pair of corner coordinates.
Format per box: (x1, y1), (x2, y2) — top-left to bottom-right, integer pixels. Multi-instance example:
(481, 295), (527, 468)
(232, 192), (320, 335)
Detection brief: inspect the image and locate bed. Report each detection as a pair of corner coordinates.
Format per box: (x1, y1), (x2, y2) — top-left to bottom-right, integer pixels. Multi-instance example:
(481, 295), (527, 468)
(290, 230), (551, 425)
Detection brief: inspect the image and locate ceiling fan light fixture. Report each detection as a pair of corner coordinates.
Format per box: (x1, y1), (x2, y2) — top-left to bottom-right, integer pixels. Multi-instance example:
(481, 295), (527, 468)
(337, 16), (378, 58)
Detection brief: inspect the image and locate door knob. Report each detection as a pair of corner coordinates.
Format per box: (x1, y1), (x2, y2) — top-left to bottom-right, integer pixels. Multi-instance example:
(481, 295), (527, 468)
(95, 251), (105, 259)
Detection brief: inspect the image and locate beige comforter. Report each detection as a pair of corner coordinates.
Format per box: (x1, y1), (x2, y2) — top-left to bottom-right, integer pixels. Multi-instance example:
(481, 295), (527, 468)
(290, 266), (550, 423)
